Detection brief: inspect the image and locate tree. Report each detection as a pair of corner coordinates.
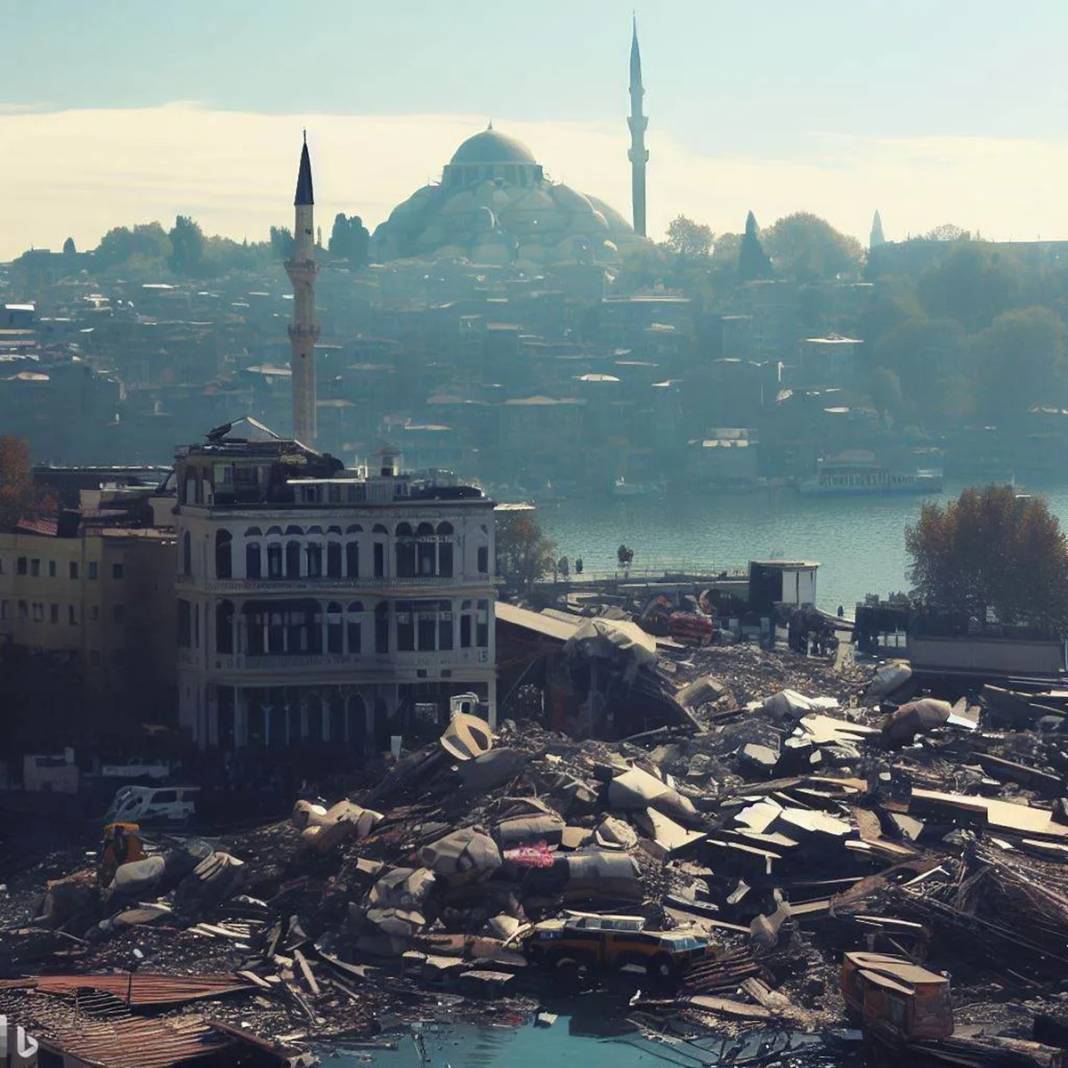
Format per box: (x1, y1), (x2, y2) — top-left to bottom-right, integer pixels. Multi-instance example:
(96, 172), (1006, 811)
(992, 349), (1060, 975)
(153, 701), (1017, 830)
(328, 213), (371, 269)
(0, 437), (51, 531)
(167, 215), (205, 276)
(95, 222), (171, 271)
(495, 511), (557, 593)
(918, 242), (1021, 330)
(973, 306), (1067, 423)
(761, 212), (864, 281)
(62, 236), (77, 255)
(872, 316), (968, 422)
(922, 223), (971, 242)
(905, 485), (1068, 630)
(269, 225), (294, 259)
(738, 211), (772, 281)
(664, 215), (714, 259)
(870, 366), (903, 422)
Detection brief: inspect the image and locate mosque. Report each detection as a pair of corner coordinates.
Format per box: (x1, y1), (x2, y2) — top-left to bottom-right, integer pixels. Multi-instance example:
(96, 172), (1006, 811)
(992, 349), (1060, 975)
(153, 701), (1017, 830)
(369, 21), (651, 270)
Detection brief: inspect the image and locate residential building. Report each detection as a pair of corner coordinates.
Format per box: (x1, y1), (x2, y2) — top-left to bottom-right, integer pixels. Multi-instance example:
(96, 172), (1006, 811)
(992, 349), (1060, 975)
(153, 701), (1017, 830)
(173, 417), (496, 754)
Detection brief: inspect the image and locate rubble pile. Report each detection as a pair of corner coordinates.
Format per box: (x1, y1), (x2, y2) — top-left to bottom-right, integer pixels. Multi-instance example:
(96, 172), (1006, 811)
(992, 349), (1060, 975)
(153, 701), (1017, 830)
(2, 646), (1068, 1066)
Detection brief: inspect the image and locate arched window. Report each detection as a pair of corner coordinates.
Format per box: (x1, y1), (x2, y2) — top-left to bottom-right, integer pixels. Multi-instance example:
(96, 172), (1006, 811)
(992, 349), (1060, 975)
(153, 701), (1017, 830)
(216, 600), (234, 654)
(306, 542), (323, 577)
(460, 598), (473, 648)
(345, 540), (359, 578)
(307, 525), (323, 535)
(266, 526), (283, 537)
(437, 522), (454, 578)
(267, 542), (283, 579)
(286, 540), (301, 578)
(327, 541), (342, 578)
(327, 525), (342, 535)
(417, 522), (436, 576)
(373, 524), (388, 578)
(182, 531), (191, 576)
(285, 525), (303, 536)
(396, 522), (415, 578)
(346, 601), (364, 653)
(215, 529), (232, 579)
(246, 541), (262, 579)
(477, 599), (489, 647)
(326, 602), (343, 654)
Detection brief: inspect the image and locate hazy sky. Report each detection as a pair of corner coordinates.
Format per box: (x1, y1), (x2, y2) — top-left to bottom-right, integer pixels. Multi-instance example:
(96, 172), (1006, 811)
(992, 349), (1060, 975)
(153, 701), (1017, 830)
(2, 0), (1067, 259)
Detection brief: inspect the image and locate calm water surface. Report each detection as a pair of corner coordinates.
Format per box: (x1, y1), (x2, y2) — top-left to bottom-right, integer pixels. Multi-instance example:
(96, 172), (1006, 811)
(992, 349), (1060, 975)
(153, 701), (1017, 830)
(536, 482), (1068, 613)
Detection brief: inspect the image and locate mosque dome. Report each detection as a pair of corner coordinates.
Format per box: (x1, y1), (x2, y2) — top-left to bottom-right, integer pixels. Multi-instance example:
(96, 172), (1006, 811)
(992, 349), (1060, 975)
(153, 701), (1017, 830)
(370, 126), (650, 267)
(450, 128), (537, 165)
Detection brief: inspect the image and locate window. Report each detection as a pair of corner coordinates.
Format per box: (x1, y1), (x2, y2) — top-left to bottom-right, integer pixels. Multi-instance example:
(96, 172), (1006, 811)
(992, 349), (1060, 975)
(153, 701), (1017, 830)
(68, 604), (78, 625)
(112, 563), (124, 580)
(48, 560), (57, 578)
(437, 523), (454, 577)
(30, 559), (40, 577)
(267, 543), (283, 579)
(374, 541), (385, 578)
(88, 562), (98, 580)
(69, 561), (79, 580)
(460, 599), (473, 648)
(417, 605), (436, 650)
(417, 523), (436, 576)
(177, 599), (191, 647)
(306, 543), (323, 578)
(326, 602), (343, 654)
(396, 523), (416, 578)
(113, 604), (125, 623)
(477, 546), (489, 574)
(327, 542), (342, 578)
(347, 602), (363, 653)
(246, 542), (262, 579)
(91, 605), (99, 622)
(32, 602), (43, 622)
(286, 540), (301, 578)
(16, 556), (26, 576)
(50, 603), (58, 624)
(375, 602), (390, 653)
(396, 602), (414, 651)
(216, 601), (234, 654)
(345, 539), (360, 577)
(477, 600), (489, 647)
(439, 604), (454, 650)
(215, 530), (232, 579)
(18, 600), (28, 621)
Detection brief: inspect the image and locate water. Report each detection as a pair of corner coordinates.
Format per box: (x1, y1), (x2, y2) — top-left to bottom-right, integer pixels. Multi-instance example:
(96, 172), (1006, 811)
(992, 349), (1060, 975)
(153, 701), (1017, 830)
(317, 997), (828, 1067)
(536, 482), (1068, 613)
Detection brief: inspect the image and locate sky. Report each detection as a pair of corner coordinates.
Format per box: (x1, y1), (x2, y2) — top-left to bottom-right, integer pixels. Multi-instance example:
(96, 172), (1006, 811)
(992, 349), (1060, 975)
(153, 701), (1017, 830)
(2, 0), (1068, 260)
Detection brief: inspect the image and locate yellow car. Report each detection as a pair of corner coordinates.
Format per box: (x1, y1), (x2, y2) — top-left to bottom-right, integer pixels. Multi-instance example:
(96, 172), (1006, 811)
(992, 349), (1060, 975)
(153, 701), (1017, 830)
(525, 913), (711, 977)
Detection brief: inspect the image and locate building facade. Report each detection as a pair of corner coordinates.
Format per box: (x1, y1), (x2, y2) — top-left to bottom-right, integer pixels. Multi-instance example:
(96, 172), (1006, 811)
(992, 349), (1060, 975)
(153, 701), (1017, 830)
(174, 418), (496, 754)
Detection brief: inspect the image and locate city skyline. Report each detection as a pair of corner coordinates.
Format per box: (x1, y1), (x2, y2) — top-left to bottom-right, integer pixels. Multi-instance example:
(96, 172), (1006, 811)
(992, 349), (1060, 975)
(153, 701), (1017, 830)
(4, 1), (1068, 258)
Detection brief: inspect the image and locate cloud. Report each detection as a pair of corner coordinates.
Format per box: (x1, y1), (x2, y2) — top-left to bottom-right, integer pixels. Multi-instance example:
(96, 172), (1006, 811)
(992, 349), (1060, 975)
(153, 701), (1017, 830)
(1, 102), (1067, 260)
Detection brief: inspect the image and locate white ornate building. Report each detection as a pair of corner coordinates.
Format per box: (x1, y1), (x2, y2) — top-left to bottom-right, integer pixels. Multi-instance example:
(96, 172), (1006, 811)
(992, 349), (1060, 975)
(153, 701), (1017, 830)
(174, 418), (496, 753)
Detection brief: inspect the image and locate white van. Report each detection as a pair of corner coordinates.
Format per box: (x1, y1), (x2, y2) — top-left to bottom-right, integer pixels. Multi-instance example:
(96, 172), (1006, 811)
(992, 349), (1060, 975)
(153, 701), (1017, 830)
(104, 785), (200, 825)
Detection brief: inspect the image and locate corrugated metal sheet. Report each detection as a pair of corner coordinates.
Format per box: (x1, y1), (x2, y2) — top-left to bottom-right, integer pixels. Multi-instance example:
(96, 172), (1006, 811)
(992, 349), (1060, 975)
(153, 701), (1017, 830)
(41, 1015), (233, 1068)
(0, 972), (252, 1006)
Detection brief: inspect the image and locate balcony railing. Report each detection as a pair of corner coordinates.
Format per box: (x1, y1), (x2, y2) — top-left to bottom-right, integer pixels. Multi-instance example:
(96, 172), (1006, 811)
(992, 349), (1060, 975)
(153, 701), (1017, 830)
(176, 574), (498, 594)
(201, 648), (492, 673)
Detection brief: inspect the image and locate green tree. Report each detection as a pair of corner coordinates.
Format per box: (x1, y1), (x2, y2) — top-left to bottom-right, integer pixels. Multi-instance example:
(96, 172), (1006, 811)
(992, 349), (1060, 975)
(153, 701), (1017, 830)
(62, 236), (76, 255)
(918, 242), (1021, 331)
(761, 212), (864, 281)
(738, 211), (772, 281)
(0, 437), (54, 530)
(973, 306), (1067, 424)
(906, 485), (1068, 630)
(664, 215), (714, 259)
(270, 225), (294, 259)
(870, 366), (903, 422)
(95, 222), (172, 271)
(922, 223), (971, 242)
(167, 215), (205, 276)
(328, 213), (371, 269)
(496, 511), (557, 593)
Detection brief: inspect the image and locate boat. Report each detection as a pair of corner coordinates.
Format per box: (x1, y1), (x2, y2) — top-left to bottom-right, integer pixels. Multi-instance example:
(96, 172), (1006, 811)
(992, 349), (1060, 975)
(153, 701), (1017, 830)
(612, 477), (662, 498)
(799, 454), (943, 496)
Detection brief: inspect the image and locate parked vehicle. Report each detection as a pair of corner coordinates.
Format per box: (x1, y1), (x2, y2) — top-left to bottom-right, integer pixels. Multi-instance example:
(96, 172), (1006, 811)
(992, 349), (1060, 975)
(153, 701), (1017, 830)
(100, 758), (171, 781)
(524, 913), (711, 976)
(841, 951), (953, 1042)
(103, 785), (200, 826)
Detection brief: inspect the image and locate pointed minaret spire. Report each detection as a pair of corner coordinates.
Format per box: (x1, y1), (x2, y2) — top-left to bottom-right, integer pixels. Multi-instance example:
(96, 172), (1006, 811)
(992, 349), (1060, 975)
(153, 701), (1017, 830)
(627, 15), (649, 237)
(286, 133), (320, 445)
(870, 210), (886, 250)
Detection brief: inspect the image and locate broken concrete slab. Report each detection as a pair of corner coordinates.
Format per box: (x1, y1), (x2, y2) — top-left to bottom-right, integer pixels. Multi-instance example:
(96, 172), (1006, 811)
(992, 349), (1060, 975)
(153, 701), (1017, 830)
(608, 765), (697, 821)
(418, 828), (502, 884)
(594, 816), (638, 851)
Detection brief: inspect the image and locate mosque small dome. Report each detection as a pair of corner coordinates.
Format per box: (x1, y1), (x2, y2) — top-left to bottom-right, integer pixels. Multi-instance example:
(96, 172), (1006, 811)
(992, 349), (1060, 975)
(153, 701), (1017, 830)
(450, 128), (537, 165)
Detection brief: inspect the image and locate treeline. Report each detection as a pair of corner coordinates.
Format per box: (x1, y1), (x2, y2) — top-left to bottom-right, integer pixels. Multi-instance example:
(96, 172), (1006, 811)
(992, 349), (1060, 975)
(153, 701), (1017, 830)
(28, 213), (371, 280)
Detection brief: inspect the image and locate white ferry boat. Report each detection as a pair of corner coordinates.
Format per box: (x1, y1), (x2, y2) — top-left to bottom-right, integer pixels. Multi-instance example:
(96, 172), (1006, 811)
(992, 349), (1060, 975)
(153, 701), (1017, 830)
(799, 454), (943, 496)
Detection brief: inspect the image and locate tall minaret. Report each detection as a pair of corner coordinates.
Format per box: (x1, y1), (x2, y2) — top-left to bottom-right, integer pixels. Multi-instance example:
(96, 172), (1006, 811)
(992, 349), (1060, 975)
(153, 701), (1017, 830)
(286, 132), (320, 446)
(627, 15), (648, 237)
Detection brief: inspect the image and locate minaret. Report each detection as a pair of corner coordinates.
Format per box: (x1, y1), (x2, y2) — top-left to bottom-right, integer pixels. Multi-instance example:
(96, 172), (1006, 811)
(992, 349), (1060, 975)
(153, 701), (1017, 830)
(627, 15), (649, 237)
(870, 210), (886, 250)
(286, 132), (320, 446)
